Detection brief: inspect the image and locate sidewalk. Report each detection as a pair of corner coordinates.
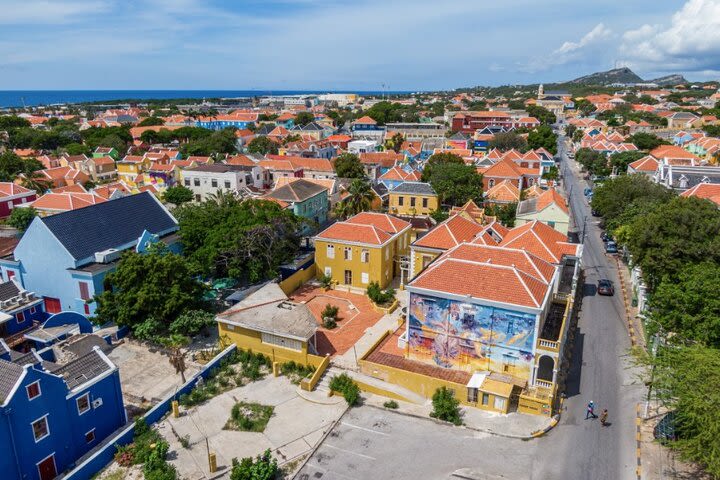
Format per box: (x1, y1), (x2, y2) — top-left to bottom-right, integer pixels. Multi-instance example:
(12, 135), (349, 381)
(362, 393), (553, 439)
(613, 256), (647, 350)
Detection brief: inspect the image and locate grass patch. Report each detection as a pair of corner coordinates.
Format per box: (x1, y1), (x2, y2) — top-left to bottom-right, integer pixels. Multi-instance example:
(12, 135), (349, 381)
(178, 348), (271, 407)
(329, 373), (361, 406)
(224, 402), (274, 432)
(383, 400), (399, 409)
(114, 419), (177, 480)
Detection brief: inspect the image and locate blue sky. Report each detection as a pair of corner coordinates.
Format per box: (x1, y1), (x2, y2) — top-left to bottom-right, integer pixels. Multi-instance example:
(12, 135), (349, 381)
(0, 0), (718, 90)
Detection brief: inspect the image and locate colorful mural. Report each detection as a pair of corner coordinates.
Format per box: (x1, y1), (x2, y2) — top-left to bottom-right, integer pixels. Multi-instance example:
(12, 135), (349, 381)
(407, 293), (537, 378)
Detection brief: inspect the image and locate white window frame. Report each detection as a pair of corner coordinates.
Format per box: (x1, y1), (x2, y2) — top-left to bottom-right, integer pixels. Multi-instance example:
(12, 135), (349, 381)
(361, 249), (369, 263)
(326, 244), (335, 259)
(361, 272), (369, 284)
(31, 415), (50, 443)
(85, 429), (96, 444)
(35, 453), (56, 480)
(30, 306), (36, 314)
(261, 332), (301, 351)
(344, 247), (352, 261)
(76, 393), (91, 415)
(324, 266), (331, 277)
(26, 381), (41, 401)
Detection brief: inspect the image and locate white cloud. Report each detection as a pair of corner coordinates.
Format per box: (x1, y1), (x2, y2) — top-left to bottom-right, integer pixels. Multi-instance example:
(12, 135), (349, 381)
(0, 0), (111, 24)
(619, 0), (720, 75)
(520, 23), (613, 73)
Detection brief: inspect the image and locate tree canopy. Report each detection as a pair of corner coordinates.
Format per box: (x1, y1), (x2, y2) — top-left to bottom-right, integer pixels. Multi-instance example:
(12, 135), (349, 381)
(609, 151), (646, 174)
(525, 105), (556, 125)
(0, 152), (44, 182)
(527, 125), (558, 154)
(181, 129), (237, 156)
(334, 178), (374, 219)
(163, 185), (194, 205)
(333, 153), (366, 178)
(424, 162), (483, 207)
(7, 207), (37, 231)
(627, 132), (668, 151)
(488, 131), (527, 152)
(93, 244), (206, 340)
(247, 136), (278, 155)
(421, 152), (464, 181)
(574, 148), (610, 177)
(591, 174), (673, 231)
(174, 197), (304, 282)
(137, 116), (166, 127)
(294, 112), (314, 126)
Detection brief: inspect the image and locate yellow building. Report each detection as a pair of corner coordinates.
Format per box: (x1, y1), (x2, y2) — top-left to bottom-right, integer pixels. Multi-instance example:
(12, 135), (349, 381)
(216, 283), (325, 367)
(314, 212), (411, 290)
(388, 182), (439, 216)
(116, 155), (150, 187)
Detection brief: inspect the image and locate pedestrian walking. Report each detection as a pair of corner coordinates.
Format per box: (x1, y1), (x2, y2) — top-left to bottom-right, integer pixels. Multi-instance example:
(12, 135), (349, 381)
(586, 400), (597, 419)
(600, 409), (609, 426)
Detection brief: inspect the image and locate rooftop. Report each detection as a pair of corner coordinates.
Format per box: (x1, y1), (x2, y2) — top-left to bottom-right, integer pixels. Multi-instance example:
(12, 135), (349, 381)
(390, 181), (436, 196)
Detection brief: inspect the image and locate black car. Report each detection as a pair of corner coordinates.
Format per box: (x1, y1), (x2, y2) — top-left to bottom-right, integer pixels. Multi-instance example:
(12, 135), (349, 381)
(598, 279), (615, 296)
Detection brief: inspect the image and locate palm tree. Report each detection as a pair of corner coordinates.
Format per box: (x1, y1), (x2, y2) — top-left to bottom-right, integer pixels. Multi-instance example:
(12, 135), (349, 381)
(20, 171), (51, 194)
(341, 179), (375, 218)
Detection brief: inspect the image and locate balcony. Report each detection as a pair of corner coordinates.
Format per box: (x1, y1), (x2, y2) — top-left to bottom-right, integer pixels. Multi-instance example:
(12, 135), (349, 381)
(537, 300), (569, 353)
(4, 320), (41, 348)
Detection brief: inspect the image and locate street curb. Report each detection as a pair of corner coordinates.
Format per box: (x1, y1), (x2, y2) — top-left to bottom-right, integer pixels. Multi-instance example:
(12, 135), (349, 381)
(365, 403), (556, 441)
(614, 257), (638, 347)
(636, 403), (643, 480)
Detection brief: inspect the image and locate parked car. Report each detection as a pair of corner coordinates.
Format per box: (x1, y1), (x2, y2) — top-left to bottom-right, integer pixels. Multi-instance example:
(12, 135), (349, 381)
(591, 209), (600, 217)
(605, 241), (618, 254)
(584, 187), (592, 196)
(601, 231), (612, 243)
(598, 279), (615, 296)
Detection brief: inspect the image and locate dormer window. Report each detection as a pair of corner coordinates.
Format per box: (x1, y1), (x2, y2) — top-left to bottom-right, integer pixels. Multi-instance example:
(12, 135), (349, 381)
(702, 176), (711, 184)
(679, 175), (689, 189)
(26, 381), (41, 400)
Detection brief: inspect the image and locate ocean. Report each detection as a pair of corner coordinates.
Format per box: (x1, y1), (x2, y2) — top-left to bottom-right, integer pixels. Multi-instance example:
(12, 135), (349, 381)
(0, 90), (410, 108)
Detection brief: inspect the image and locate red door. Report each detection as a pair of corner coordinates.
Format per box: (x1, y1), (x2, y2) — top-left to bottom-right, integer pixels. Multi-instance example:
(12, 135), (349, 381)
(44, 297), (61, 314)
(37, 454), (57, 480)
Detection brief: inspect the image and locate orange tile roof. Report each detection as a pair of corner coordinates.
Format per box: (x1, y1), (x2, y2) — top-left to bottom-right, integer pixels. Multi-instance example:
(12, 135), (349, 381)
(680, 183), (720, 206)
(449, 199), (485, 223)
(315, 212), (410, 246)
(482, 158), (523, 178)
(0, 182), (34, 197)
(535, 187), (569, 214)
(50, 184), (87, 194)
(92, 182), (130, 199)
(409, 243), (555, 308)
(225, 155), (255, 166)
(650, 145), (701, 161)
(347, 212), (410, 234)
(274, 176), (336, 192)
(354, 115), (377, 125)
(499, 220), (579, 263)
(258, 159), (297, 171)
(359, 152), (404, 167)
(31, 192), (106, 212)
(628, 155), (659, 172)
(413, 214), (485, 250)
(485, 179), (520, 203)
(379, 166), (420, 182)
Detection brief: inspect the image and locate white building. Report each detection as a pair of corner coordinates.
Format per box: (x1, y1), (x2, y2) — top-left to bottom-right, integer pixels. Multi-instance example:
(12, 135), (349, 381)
(348, 140), (378, 154)
(181, 164), (266, 201)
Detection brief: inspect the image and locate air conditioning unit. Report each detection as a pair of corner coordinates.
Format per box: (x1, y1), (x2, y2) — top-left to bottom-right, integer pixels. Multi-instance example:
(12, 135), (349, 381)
(94, 248), (121, 264)
(92, 398), (103, 409)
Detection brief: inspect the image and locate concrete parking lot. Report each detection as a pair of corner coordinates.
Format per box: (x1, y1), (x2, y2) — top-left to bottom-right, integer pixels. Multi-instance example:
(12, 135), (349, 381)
(296, 406), (541, 480)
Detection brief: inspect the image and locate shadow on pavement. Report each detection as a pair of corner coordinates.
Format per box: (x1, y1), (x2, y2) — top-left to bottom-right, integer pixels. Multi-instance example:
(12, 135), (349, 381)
(564, 331), (584, 398)
(582, 282), (597, 297)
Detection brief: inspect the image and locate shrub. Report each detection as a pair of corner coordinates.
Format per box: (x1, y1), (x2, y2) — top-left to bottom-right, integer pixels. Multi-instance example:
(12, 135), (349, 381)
(321, 303), (339, 329)
(329, 373), (361, 406)
(383, 400), (399, 409)
(230, 449), (278, 480)
(227, 402), (274, 432)
(430, 387), (462, 425)
(319, 273), (333, 289)
(366, 281), (396, 306)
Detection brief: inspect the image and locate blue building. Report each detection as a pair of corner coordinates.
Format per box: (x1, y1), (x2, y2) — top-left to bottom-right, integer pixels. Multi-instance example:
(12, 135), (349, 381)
(195, 113), (258, 131)
(264, 179), (329, 234)
(350, 116), (386, 140)
(0, 280), (48, 351)
(0, 192), (179, 317)
(0, 334), (126, 480)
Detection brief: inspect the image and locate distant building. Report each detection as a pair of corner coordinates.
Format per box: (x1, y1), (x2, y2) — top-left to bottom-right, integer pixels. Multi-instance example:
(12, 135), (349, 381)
(182, 164), (266, 201)
(0, 183), (37, 218)
(387, 182), (439, 217)
(264, 179), (329, 231)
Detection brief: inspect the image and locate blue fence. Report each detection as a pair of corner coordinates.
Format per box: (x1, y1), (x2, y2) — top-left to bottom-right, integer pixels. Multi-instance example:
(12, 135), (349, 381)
(61, 344), (237, 480)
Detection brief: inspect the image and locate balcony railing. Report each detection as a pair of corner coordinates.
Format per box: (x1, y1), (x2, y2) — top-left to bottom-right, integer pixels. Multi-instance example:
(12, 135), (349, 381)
(535, 379), (554, 389)
(537, 338), (559, 351)
(4, 321), (41, 347)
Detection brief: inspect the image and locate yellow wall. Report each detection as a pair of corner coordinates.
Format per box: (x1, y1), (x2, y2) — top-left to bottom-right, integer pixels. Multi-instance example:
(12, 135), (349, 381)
(314, 230), (410, 290)
(218, 322), (326, 368)
(388, 193), (439, 216)
(410, 246), (441, 278)
(279, 264), (316, 295)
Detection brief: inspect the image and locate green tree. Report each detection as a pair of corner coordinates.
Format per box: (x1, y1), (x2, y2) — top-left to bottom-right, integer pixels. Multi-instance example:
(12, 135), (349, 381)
(527, 125), (558, 155)
(591, 174), (673, 230)
(421, 152), (464, 181)
(484, 202), (517, 227)
(174, 198), (303, 281)
(541, 165), (559, 181)
(334, 178), (374, 219)
(63, 142), (92, 156)
(19, 170), (52, 193)
(386, 132), (405, 153)
(574, 148), (610, 176)
(430, 387), (462, 425)
(609, 151), (646, 174)
(641, 345), (720, 477)
(93, 245), (206, 340)
(648, 262), (720, 346)
(627, 197), (720, 290)
(526, 105), (556, 125)
(163, 185), (194, 205)
(424, 162), (483, 207)
(627, 132), (668, 151)
(7, 207), (37, 231)
(246, 136), (278, 155)
(488, 131), (527, 152)
(137, 116), (165, 127)
(294, 112), (314, 126)
(574, 99), (596, 116)
(333, 153), (366, 178)
(0, 115), (31, 129)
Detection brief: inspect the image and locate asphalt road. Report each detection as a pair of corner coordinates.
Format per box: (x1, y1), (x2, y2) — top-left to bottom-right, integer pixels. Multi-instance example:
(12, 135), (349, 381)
(532, 132), (645, 480)
(296, 134), (646, 480)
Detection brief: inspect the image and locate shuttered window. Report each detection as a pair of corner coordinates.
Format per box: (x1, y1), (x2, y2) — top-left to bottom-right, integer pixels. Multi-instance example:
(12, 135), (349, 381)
(261, 332), (301, 351)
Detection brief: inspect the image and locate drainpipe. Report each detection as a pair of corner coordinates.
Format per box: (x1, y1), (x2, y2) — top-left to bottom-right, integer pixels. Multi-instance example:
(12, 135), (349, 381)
(4, 408), (23, 479)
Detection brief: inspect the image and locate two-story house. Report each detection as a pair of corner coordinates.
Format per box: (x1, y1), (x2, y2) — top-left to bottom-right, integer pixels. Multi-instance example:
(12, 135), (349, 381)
(0, 334), (126, 480)
(314, 212), (411, 291)
(0, 192), (179, 316)
(515, 188), (570, 235)
(0, 280), (47, 349)
(0, 183), (37, 218)
(387, 182), (438, 217)
(116, 155), (150, 187)
(181, 164), (265, 201)
(264, 179), (329, 232)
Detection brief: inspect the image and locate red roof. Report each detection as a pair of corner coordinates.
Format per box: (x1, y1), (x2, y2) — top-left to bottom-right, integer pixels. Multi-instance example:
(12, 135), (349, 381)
(0, 182), (34, 198)
(499, 220), (579, 264)
(315, 212), (410, 245)
(413, 214), (485, 250)
(354, 116), (377, 125)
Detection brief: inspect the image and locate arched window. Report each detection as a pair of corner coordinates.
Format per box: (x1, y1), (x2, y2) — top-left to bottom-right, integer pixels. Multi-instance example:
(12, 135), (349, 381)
(537, 355), (554, 382)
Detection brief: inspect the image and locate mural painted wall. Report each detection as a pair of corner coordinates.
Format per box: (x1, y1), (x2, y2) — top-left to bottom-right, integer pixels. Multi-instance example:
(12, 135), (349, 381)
(407, 292), (538, 379)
